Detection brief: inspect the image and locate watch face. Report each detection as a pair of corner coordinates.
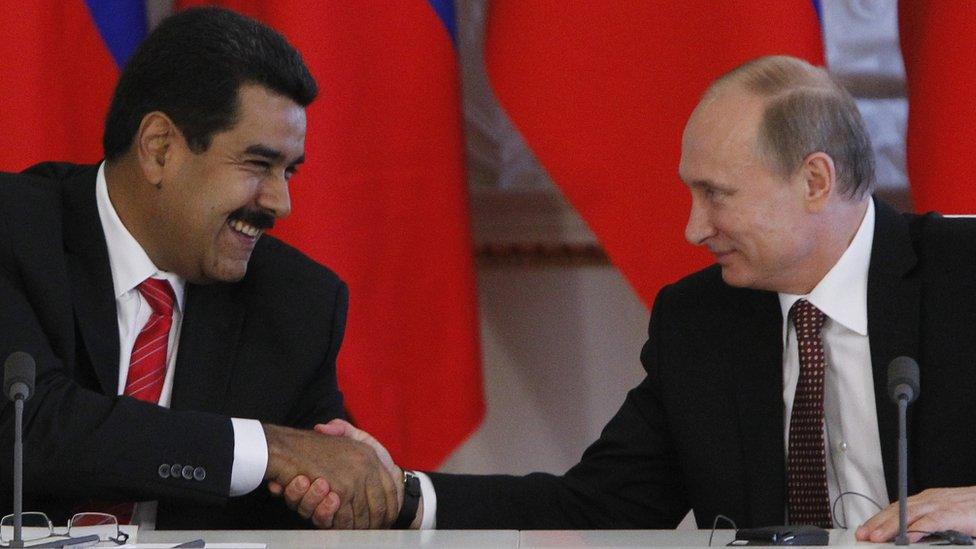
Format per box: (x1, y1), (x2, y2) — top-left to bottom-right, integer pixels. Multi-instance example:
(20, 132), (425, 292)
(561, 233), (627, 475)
(403, 471), (422, 496)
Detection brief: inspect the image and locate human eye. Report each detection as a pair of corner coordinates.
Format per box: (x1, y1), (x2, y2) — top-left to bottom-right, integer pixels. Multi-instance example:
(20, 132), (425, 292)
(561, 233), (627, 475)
(700, 185), (723, 202)
(246, 159), (272, 171)
(284, 165), (300, 181)
(705, 183), (734, 203)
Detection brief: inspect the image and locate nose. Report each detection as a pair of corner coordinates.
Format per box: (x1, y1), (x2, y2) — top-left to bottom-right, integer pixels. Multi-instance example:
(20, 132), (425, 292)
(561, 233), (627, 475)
(684, 198), (715, 246)
(257, 172), (292, 219)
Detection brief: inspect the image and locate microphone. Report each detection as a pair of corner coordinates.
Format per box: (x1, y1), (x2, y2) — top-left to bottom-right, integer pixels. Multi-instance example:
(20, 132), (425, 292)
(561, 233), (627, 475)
(4, 351), (36, 549)
(887, 356), (919, 546)
(887, 356), (919, 405)
(4, 352), (35, 402)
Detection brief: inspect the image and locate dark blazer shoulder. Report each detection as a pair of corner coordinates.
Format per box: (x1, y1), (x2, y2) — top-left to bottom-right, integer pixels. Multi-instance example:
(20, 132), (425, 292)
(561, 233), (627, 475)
(246, 236), (345, 296)
(0, 169), (64, 222)
(0, 168), (75, 272)
(906, 210), (976, 255)
(0, 162), (99, 230)
(652, 264), (774, 331)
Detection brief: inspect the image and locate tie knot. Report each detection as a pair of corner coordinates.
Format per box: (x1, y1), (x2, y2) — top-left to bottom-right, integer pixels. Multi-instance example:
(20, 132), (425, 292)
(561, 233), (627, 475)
(138, 278), (175, 318)
(790, 298), (826, 332)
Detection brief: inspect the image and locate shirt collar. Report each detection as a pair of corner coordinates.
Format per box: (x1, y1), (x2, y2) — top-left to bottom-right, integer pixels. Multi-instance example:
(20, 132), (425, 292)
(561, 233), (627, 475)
(95, 162), (186, 311)
(778, 198), (875, 341)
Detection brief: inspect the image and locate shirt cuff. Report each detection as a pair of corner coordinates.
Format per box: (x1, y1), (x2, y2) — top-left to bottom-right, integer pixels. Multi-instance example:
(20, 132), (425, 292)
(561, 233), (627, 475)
(415, 471), (437, 529)
(228, 418), (268, 497)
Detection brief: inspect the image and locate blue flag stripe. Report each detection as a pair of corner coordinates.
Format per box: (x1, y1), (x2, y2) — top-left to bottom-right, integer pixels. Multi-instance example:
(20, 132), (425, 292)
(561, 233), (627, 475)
(427, 0), (458, 47)
(84, 0), (148, 68)
(811, 0), (823, 24)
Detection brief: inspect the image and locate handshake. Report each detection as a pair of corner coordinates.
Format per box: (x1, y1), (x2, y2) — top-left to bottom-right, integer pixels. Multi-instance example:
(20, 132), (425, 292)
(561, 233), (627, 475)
(261, 420), (417, 529)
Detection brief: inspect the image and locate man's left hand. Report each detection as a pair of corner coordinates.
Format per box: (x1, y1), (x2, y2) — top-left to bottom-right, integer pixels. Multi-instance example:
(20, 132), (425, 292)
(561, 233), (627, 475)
(856, 486), (976, 543)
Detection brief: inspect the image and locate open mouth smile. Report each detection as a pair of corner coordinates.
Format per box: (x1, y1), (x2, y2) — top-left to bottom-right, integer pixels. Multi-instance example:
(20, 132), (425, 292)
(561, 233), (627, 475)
(228, 219), (262, 238)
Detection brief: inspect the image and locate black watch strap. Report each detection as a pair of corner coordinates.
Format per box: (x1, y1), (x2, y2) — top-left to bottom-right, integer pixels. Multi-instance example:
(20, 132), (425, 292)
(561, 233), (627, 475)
(392, 470), (421, 529)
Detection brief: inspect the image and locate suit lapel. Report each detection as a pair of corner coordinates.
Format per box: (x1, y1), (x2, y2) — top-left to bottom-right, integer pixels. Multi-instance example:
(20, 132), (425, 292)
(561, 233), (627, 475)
(730, 288), (787, 525)
(62, 166), (121, 396)
(170, 282), (244, 413)
(866, 199), (920, 502)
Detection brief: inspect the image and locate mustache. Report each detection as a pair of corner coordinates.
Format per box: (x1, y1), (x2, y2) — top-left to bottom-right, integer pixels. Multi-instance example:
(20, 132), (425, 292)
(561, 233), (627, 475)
(228, 207), (275, 231)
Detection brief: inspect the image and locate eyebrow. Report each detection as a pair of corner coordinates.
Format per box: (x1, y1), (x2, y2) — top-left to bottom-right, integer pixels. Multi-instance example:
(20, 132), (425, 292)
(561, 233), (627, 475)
(685, 177), (727, 191)
(244, 144), (305, 166)
(680, 175), (710, 188)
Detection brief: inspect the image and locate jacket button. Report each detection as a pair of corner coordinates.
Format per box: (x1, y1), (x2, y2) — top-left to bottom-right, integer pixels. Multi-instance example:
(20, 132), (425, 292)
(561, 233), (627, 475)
(193, 467), (206, 481)
(158, 464), (170, 479)
(170, 464), (182, 478)
(182, 465), (194, 480)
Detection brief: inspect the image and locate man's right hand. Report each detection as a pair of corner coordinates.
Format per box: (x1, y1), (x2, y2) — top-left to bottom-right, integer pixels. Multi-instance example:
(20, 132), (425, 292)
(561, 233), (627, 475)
(262, 423), (398, 528)
(270, 420), (422, 530)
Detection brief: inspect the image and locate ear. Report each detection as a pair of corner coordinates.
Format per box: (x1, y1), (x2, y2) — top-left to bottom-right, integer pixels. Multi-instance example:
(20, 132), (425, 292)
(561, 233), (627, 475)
(799, 152), (836, 213)
(135, 112), (180, 188)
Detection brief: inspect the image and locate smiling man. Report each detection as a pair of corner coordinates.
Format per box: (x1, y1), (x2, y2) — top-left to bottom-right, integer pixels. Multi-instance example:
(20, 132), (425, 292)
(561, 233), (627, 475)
(0, 7), (398, 531)
(106, 82), (305, 285)
(290, 55), (976, 540)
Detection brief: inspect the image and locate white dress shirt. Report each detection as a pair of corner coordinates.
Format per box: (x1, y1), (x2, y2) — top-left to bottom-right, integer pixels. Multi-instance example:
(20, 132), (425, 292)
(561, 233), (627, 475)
(95, 163), (267, 527)
(779, 199), (888, 528)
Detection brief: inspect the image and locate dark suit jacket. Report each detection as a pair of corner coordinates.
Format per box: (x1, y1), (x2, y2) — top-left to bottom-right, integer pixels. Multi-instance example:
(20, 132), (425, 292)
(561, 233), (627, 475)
(431, 199), (976, 529)
(0, 163), (348, 529)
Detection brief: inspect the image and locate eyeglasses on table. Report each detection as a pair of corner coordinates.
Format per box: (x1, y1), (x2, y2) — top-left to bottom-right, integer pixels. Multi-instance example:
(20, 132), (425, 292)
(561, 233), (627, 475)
(0, 511), (129, 546)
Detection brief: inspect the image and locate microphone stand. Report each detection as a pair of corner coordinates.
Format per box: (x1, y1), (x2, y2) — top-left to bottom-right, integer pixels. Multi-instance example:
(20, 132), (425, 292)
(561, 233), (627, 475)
(9, 394), (25, 548)
(887, 356), (918, 546)
(896, 397), (909, 546)
(4, 352), (34, 549)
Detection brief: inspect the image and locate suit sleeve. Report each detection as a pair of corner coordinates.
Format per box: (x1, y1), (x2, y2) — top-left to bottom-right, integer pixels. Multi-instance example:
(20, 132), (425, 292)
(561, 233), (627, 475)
(0, 216), (234, 507)
(429, 284), (691, 529)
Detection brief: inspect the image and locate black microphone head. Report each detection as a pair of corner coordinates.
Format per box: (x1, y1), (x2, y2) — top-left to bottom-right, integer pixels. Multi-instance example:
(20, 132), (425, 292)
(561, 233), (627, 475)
(887, 356), (919, 404)
(4, 351), (36, 401)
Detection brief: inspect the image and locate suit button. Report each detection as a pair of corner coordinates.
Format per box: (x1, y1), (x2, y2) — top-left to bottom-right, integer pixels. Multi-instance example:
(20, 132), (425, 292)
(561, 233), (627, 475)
(158, 464), (170, 479)
(193, 467), (206, 481)
(182, 465), (194, 480)
(170, 464), (182, 478)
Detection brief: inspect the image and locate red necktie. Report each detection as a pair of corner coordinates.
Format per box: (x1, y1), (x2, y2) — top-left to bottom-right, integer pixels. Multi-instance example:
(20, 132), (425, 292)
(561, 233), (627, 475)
(787, 299), (833, 528)
(124, 278), (175, 404)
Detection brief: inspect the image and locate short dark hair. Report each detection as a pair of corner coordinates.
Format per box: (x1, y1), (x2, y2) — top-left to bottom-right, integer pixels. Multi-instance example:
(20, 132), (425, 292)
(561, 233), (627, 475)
(706, 56), (875, 200)
(103, 7), (317, 161)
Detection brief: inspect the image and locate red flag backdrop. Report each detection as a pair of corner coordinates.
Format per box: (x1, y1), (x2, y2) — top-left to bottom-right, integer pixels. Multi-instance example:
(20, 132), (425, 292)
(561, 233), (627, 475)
(485, 2), (824, 305)
(0, 1), (120, 171)
(899, 1), (976, 214)
(179, 0), (483, 469)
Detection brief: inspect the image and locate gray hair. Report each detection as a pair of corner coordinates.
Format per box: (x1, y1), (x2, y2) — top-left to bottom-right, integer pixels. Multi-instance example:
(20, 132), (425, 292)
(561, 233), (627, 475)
(706, 55), (874, 199)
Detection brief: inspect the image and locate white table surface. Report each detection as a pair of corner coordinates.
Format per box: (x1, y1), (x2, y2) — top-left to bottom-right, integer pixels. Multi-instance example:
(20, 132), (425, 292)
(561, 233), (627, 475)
(139, 529), (520, 548)
(519, 528), (869, 547)
(134, 528), (897, 548)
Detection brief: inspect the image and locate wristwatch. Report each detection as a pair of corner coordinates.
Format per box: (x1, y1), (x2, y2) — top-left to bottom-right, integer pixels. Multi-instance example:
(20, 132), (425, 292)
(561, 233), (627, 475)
(392, 470), (421, 529)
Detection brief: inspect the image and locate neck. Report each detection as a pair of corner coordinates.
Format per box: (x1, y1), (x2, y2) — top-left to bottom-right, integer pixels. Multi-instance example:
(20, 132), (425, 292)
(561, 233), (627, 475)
(104, 158), (166, 270)
(782, 197), (870, 295)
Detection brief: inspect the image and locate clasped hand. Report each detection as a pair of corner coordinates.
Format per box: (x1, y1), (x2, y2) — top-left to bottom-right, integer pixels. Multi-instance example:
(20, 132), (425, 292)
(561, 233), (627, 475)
(262, 422), (401, 529)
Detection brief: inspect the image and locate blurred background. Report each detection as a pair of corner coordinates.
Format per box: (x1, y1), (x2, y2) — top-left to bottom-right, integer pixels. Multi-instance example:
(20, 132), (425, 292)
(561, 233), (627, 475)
(2, 0), (968, 488)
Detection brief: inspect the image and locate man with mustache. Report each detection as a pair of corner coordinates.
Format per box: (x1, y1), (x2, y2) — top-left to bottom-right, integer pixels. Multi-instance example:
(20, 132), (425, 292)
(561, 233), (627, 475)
(289, 55), (976, 540)
(0, 7), (401, 530)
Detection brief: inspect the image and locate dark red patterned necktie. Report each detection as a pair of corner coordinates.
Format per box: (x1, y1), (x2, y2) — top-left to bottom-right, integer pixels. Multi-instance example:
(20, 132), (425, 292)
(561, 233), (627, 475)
(787, 299), (833, 528)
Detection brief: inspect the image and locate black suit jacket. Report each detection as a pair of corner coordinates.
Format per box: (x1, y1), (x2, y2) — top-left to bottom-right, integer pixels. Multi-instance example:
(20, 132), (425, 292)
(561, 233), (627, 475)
(431, 199), (976, 529)
(0, 163), (348, 529)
